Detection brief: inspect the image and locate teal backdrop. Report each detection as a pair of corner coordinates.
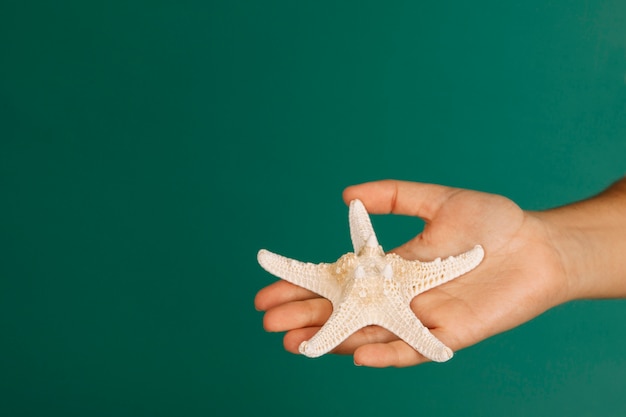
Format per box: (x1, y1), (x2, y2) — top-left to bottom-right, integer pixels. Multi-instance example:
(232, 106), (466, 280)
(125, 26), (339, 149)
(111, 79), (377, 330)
(2, 1), (626, 416)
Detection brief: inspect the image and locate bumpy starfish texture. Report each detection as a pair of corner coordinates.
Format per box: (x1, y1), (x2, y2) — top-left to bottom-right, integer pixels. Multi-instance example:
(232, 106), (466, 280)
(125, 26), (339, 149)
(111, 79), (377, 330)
(257, 200), (484, 362)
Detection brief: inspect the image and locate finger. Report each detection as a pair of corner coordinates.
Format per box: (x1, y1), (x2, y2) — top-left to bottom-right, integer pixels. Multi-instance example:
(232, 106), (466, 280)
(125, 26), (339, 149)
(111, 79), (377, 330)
(342, 180), (459, 222)
(255, 280), (319, 311)
(332, 325), (399, 354)
(263, 298), (332, 332)
(283, 325), (400, 355)
(352, 309), (483, 368)
(283, 327), (320, 354)
(353, 339), (429, 368)
(353, 322), (466, 368)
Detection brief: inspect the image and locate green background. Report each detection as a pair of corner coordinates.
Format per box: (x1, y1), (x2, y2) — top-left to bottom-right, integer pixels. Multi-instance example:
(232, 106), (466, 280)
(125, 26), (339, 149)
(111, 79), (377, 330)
(2, 1), (626, 416)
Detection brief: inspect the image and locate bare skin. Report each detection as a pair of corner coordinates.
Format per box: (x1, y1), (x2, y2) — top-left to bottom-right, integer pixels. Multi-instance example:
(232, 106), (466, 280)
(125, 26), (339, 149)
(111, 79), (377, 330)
(254, 177), (626, 368)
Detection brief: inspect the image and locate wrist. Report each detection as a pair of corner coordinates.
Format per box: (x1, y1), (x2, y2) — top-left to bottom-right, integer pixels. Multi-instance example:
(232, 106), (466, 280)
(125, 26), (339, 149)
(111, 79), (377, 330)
(534, 184), (626, 300)
(532, 209), (592, 301)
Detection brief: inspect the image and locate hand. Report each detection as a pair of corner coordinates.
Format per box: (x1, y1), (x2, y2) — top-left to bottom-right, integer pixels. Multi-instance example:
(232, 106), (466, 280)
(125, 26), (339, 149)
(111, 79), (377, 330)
(255, 180), (571, 367)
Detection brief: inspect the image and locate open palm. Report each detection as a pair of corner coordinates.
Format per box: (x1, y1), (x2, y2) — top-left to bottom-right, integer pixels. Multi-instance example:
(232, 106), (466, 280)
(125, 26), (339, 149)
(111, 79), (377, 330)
(255, 180), (570, 367)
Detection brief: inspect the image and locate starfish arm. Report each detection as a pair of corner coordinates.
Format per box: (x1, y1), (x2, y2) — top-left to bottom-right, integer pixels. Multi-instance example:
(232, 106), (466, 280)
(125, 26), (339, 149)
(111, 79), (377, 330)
(392, 245), (485, 298)
(348, 199), (379, 254)
(373, 302), (454, 362)
(257, 249), (342, 302)
(299, 295), (368, 358)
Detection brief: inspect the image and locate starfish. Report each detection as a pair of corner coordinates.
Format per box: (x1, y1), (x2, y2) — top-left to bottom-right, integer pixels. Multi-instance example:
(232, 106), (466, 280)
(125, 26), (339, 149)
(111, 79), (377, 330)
(257, 199), (484, 362)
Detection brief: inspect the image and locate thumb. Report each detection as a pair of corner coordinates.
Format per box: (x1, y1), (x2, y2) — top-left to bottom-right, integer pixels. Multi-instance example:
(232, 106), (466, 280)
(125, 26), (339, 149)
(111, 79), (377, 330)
(342, 179), (459, 221)
(342, 180), (462, 260)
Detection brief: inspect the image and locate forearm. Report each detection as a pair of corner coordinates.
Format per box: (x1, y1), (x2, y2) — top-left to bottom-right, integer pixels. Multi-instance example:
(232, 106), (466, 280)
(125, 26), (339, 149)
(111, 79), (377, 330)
(535, 176), (626, 300)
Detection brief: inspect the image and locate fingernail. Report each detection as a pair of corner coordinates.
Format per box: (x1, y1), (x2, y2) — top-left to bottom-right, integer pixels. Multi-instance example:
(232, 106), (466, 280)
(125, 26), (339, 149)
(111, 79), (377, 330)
(354, 360), (362, 367)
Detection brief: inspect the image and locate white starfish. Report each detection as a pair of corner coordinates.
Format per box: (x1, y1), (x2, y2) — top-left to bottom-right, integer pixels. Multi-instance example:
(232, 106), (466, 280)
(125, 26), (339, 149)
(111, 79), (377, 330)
(257, 199), (484, 362)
